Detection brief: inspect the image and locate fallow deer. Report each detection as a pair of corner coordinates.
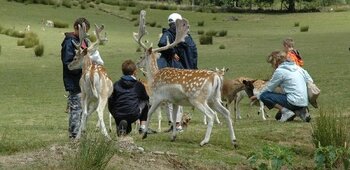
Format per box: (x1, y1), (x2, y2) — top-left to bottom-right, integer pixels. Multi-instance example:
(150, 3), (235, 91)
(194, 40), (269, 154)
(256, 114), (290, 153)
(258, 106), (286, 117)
(134, 10), (237, 147)
(68, 23), (113, 140)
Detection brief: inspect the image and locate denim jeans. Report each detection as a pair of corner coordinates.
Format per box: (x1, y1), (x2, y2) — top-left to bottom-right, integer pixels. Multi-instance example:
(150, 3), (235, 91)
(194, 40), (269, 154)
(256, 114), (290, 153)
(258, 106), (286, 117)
(259, 91), (302, 111)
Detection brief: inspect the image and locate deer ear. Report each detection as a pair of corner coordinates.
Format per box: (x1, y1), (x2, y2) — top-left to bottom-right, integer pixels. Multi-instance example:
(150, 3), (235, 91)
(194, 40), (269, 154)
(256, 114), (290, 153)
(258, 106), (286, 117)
(83, 48), (88, 55)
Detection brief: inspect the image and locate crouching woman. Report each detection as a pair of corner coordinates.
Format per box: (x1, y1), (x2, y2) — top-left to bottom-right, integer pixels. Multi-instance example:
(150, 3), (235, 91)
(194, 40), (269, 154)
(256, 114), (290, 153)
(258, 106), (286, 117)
(250, 51), (313, 122)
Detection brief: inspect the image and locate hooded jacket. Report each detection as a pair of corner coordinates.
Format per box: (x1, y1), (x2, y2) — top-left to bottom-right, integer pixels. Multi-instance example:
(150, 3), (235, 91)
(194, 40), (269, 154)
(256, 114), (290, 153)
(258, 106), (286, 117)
(61, 32), (82, 94)
(108, 75), (149, 117)
(257, 61), (313, 107)
(158, 26), (198, 69)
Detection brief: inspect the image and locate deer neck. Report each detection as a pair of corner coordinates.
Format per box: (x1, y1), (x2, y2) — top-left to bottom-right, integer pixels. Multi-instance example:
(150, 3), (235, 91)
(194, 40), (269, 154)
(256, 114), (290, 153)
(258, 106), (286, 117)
(82, 55), (92, 74)
(145, 53), (159, 89)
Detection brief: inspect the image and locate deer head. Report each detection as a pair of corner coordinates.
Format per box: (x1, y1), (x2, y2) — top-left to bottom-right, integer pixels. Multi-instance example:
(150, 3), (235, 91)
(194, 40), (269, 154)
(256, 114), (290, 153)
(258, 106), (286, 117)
(68, 23), (107, 70)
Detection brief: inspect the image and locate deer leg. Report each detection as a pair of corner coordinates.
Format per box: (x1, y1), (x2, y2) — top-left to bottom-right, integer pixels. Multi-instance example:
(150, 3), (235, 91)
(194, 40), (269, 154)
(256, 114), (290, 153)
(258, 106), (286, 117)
(143, 101), (161, 139)
(192, 101), (215, 146)
(211, 99), (237, 148)
(203, 115), (207, 125)
(171, 104), (180, 142)
(157, 107), (162, 132)
(96, 99), (111, 140)
(77, 96), (88, 139)
(259, 101), (266, 120)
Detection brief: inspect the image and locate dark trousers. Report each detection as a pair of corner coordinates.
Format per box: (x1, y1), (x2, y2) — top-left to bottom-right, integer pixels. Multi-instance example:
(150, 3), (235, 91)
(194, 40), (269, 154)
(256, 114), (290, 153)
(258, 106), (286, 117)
(113, 101), (148, 134)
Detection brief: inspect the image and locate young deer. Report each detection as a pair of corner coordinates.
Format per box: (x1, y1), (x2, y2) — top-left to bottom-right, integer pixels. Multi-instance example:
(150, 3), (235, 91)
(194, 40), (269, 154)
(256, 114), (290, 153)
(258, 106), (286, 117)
(134, 10), (237, 147)
(68, 23), (113, 140)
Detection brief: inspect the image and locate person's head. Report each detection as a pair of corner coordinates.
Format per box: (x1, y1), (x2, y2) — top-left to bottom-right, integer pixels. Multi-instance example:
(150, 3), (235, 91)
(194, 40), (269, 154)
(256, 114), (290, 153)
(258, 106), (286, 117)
(168, 13), (182, 28)
(122, 60), (137, 76)
(73, 17), (90, 34)
(267, 50), (287, 69)
(283, 38), (294, 51)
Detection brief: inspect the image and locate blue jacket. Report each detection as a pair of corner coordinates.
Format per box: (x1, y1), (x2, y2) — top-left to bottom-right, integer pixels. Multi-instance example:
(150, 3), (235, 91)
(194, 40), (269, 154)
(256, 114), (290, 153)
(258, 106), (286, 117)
(108, 75), (149, 117)
(157, 27), (198, 69)
(257, 61), (313, 107)
(61, 32), (81, 94)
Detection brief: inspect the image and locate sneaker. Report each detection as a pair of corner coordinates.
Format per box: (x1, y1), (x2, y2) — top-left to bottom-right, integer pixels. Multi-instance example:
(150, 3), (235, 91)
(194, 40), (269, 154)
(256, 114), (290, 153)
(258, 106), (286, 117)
(280, 108), (295, 122)
(139, 127), (157, 134)
(275, 111), (282, 120)
(295, 107), (311, 122)
(117, 120), (127, 137)
(176, 126), (184, 133)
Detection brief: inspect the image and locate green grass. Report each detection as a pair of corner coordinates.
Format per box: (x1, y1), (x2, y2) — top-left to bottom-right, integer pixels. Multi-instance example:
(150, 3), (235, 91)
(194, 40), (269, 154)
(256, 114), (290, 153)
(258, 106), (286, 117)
(0, 0), (350, 169)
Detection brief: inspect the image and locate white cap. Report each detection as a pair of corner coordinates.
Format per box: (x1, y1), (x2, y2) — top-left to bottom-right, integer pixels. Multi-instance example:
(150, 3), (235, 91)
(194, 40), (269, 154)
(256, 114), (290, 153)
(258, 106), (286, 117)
(168, 13), (182, 24)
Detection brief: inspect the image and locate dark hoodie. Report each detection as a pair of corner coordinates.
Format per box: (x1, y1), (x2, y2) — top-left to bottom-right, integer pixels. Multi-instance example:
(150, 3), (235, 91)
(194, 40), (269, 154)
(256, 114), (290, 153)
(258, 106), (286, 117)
(108, 75), (149, 117)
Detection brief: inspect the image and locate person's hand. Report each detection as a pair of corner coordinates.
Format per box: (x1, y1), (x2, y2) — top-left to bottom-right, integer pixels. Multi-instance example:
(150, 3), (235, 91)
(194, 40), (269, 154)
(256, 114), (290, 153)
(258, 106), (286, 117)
(173, 54), (180, 61)
(249, 95), (257, 101)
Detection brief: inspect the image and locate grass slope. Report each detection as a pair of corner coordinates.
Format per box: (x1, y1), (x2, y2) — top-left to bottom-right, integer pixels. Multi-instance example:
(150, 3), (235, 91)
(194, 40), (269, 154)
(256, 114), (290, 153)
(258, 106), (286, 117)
(0, 0), (349, 169)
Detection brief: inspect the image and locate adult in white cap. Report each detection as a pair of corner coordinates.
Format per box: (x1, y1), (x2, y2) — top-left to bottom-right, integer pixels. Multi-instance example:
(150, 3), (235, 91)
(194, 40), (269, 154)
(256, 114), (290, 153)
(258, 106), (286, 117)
(157, 13), (198, 132)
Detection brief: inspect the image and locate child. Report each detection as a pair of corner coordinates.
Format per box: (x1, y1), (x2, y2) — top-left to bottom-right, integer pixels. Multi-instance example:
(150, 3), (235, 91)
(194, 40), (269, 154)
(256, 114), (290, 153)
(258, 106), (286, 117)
(108, 60), (156, 136)
(61, 17), (90, 139)
(283, 38), (304, 67)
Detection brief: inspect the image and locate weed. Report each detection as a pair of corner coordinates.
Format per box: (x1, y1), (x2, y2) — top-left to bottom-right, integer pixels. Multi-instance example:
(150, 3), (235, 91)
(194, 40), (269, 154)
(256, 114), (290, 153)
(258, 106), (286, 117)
(199, 35), (213, 45)
(312, 109), (349, 148)
(314, 144), (350, 169)
(197, 30), (204, 35)
(34, 44), (44, 57)
(294, 22), (300, 27)
(300, 26), (309, 32)
(217, 30), (227, 37)
(219, 44), (225, 49)
(53, 20), (69, 28)
(206, 30), (217, 36)
(65, 132), (114, 170)
(248, 144), (295, 169)
(197, 21), (204, 27)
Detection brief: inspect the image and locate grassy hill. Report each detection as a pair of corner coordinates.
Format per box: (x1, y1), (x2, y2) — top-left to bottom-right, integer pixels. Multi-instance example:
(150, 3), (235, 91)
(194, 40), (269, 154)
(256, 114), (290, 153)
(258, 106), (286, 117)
(0, 0), (349, 169)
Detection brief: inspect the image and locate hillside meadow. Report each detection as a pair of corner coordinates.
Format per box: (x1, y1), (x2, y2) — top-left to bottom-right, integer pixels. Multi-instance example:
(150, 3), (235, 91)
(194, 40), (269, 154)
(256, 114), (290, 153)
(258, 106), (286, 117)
(0, 0), (349, 169)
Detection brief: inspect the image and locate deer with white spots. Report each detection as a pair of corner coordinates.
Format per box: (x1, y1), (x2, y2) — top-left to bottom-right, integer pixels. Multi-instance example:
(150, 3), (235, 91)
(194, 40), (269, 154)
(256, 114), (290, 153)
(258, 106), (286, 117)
(134, 10), (237, 147)
(68, 23), (113, 140)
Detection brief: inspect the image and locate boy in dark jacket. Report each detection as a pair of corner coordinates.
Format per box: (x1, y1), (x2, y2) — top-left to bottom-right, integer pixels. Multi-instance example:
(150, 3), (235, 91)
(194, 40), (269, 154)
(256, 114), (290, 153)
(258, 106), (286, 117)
(108, 60), (155, 136)
(61, 17), (90, 139)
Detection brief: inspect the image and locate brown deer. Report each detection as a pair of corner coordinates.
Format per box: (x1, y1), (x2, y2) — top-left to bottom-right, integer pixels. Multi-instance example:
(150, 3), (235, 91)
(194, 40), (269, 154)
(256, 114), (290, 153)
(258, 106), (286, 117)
(68, 23), (113, 140)
(134, 10), (237, 147)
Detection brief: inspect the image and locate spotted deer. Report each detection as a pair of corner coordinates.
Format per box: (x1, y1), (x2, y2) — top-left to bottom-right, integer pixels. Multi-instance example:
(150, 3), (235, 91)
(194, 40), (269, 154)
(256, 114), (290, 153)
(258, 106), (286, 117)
(134, 10), (237, 147)
(68, 23), (113, 140)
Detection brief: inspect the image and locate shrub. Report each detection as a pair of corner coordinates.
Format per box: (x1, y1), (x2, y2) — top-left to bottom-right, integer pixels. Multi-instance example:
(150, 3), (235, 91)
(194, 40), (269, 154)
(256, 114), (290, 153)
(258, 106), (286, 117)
(131, 9), (141, 15)
(205, 30), (217, 36)
(156, 24), (162, 28)
(294, 22), (300, 27)
(197, 21), (204, 27)
(119, 6), (126, 10)
(148, 21), (156, 27)
(217, 30), (227, 37)
(199, 35), (213, 45)
(300, 26), (309, 32)
(66, 133), (114, 170)
(212, 17), (217, 20)
(17, 39), (24, 46)
(81, 2), (88, 9)
(34, 44), (44, 57)
(219, 44), (225, 49)
(89, 3), (95, 8)
(312, 109), (349, 148)
(197, 30), (204, 35)
(62, 0), (71, 8)
(314, 145), (350, 169)
(53, 21), (69, 28)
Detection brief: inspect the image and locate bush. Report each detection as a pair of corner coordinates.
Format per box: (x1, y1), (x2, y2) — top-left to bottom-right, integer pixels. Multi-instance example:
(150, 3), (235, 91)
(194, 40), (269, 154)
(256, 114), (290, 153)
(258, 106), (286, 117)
(212, 17), (217, 20)
(197, 30), (204, 35)
(219, 44), (225, 49)
(294, 22), (300, 27)
(81, 2), (88, 9)
(206, 30), (217, 36)
(300, 26), (309, 32)
(197, 21), (204, 27)
(53, 21), (69, 28)
(199, 35), (213, 45)
(34, 44), (44, 57)
(131, 9), (141, 15)
(17, 39), (24, 46)
(217, 30), (227, 37)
